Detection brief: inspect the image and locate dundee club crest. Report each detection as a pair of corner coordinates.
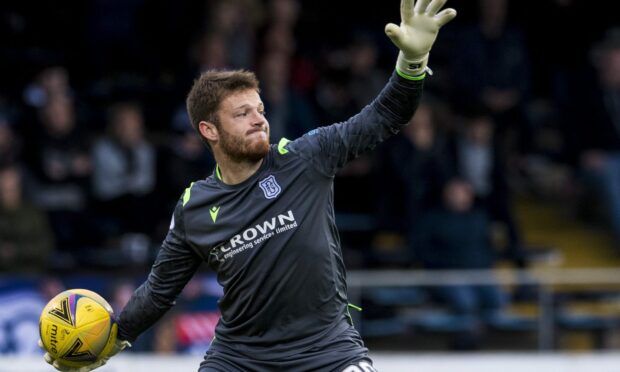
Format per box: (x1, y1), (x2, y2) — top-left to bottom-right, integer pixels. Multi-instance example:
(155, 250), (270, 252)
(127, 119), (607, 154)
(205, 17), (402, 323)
(259, 175), (281, 199)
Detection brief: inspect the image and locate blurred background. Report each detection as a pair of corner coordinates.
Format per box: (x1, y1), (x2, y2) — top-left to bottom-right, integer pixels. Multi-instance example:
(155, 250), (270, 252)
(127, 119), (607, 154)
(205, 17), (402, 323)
(1, 0), (620, 369)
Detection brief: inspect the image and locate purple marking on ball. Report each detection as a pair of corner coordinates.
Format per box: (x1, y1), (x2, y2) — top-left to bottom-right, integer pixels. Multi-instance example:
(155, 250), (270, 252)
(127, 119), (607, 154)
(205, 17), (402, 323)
(69, 294), (78, 326)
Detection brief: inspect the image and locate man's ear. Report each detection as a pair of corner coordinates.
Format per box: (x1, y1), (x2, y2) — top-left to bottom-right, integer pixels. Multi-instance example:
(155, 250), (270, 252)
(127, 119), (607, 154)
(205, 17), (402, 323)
(199, 120), (218, 142)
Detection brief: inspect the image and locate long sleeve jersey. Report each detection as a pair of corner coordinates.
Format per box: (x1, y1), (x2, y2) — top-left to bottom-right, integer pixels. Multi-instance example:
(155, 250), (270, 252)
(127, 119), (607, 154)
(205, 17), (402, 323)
(117, 72), (424, 359)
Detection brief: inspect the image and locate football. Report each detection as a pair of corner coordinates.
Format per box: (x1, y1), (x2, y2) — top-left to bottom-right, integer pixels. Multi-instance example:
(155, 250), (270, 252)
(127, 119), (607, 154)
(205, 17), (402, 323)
(39, 289), (117, 368)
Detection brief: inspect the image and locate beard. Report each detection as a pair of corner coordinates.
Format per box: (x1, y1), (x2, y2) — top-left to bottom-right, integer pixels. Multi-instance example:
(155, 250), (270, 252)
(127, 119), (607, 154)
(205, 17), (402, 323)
(218, 126), (270, 163)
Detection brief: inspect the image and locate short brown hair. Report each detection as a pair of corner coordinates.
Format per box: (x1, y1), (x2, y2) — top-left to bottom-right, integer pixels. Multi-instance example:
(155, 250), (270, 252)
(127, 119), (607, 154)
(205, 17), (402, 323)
(186, 69), (260, 145)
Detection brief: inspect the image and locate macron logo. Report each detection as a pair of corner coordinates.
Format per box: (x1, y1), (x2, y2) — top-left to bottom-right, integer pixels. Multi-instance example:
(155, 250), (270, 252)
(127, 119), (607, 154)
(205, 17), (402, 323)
(210, 206), (220, 223)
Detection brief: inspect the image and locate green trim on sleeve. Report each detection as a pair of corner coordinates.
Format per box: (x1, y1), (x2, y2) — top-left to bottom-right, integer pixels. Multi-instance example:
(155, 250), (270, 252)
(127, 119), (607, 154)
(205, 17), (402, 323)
(346, 303), (362, 326)
(278, 137), (291, 155)
(348, 303), (363, 312)
(182, 182), (195, 207)
(395, 68), (427, 81)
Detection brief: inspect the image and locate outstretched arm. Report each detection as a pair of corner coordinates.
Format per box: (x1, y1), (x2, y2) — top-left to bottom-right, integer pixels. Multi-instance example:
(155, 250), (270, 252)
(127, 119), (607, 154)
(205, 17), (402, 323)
(41, 198), (201, 372)
(116, 199), (202, 343)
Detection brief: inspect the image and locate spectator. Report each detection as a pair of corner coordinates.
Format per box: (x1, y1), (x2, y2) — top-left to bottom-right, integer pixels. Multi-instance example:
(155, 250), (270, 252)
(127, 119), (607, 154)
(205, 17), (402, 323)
(450, 0), (531, 157)
(159, 108), (214, 207)
(22, 66), (73, 109)
(263, 0), (299, 56)
(268, 0), (299, 28)
(347, 35), (389, 112)
(0, 165), (54, 273)
(414, 178), (507, 349)
(22, 95), (94, 253)
(258, 51), (317, 140)
(374, 101), (453, 266)
(314, 62), (357, 125)
(206, 0), (263, 69)
(0, 116), (21, 167)
(563, 28), (620, 248)
(257, 14), (301, 134)
(192, 32), (229, 73)
(92, 102), (157, 237)
(450, 109), (526, 266)
(24, 95), (91, 209)
(179, 31), (230, 103)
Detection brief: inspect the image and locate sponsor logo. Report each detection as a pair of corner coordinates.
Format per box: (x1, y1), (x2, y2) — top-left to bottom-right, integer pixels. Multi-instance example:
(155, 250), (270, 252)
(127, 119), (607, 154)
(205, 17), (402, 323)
(210, 210), (298, 262)
(259, 175), (281, 199)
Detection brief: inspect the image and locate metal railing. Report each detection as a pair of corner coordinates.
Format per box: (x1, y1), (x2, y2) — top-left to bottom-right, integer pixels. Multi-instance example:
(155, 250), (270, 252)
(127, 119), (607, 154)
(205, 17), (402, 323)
(347, 268), (620, 350)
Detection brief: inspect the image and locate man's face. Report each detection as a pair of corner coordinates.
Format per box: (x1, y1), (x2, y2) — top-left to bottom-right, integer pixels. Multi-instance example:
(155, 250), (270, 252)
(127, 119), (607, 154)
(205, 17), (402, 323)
(443, 180), (473, 213)
(0, 169), (21, 209)
(215, 89), (270, 162)
(114, 108), (144, 146)
(600, 49), (620, 88)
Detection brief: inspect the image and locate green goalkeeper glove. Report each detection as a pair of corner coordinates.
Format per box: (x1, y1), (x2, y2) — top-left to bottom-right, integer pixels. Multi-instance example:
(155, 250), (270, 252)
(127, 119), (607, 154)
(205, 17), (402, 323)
(385, 0), (457, 77)
(40, 324), (131, 372)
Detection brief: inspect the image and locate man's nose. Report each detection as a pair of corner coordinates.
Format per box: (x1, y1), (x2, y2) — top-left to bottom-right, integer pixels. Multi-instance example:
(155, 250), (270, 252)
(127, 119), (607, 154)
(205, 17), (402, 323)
(251, 110), (266, 125)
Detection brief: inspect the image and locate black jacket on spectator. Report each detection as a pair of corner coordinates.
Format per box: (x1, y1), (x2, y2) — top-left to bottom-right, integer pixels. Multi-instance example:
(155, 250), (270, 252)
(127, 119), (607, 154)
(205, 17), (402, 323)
(562, 73), (620, 163)
(376, 134), (453, 233)
(413, 206), (495, 269)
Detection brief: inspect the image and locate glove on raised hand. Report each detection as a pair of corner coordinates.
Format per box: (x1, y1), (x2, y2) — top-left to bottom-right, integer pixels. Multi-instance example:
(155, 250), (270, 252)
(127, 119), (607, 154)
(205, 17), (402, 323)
(385, 0), (457, 76)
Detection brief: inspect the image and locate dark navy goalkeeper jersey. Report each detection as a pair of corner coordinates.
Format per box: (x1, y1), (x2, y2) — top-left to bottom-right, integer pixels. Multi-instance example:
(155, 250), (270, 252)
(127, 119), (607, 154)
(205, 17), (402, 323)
(117, 72), (424, 360)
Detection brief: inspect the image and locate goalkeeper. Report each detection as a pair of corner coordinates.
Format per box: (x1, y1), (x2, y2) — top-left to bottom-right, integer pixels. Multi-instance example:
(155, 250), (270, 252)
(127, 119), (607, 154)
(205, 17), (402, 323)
(42, 0), (456, 370)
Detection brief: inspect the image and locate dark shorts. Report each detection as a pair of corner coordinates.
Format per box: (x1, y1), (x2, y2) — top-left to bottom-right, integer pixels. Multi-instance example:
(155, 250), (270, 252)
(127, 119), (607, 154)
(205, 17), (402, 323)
(198, 326), (376, 372)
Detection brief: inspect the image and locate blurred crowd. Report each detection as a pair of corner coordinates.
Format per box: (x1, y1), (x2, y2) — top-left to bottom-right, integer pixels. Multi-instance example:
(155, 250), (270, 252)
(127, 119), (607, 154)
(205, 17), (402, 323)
(1, 0), (620, 354)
